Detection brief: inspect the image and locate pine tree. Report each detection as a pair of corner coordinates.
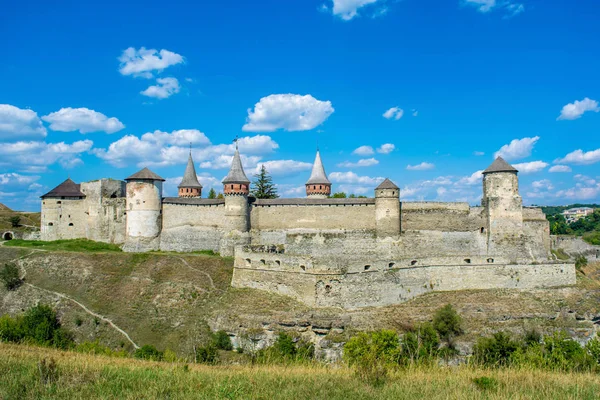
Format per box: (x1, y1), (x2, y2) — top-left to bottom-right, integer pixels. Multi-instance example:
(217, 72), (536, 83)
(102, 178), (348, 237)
(251, 165), (279, 199)
(207, 188), (217, 199)
(216, 193), (224, 199)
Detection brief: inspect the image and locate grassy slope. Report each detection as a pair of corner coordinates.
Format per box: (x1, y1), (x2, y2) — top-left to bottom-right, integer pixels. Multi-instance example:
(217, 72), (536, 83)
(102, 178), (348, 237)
(0, 209), (41, 233)
(1, 343), (599, 399)
(2, 245), (600, 358)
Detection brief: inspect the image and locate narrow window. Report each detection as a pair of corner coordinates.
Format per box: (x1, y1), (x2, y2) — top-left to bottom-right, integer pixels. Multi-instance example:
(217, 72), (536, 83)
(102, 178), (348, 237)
(364, 265), (371, 271)
(410, 260), (417, 266)
(300, 265), (306, 271)
(388, 262), (395, 268)
(260, 259), (266, 265)
(487, 258), (494, 263)
(480, 227), (485, 233)
(68, 223), (74, 227)
(245, 258), (251, 267)
(57, 201), (61, 204)
(48, 222), (54, 226)
(275, 260), (281, 266)
(464, 258), (471, 264)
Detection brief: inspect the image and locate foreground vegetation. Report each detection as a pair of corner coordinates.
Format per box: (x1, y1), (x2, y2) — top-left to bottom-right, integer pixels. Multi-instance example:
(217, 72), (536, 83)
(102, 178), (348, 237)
(4, 238), (122, 252)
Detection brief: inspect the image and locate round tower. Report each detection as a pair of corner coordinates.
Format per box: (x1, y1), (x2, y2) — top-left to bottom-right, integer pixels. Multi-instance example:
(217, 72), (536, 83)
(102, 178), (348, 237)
(306, 150), (331, 198)
(222, 145), (250, 232)
(178, 151), (203, 198)
(375, 178), (401, 237)
(482, 157), (523, 252)
(124, 167), (164, 251)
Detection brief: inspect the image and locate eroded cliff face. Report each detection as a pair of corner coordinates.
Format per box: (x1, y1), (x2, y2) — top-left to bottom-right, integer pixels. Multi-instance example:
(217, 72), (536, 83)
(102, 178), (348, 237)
(1, 246), (599, 362)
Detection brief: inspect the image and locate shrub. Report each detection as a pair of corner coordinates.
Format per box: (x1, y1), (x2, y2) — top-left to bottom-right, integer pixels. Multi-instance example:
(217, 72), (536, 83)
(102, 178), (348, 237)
(212, 330), (233, 351)
(575, 255), (588, 271)
(344, 330), (400, 386)
(543, 331), (594, 371)
(163, 348), (179, 362)
(0, 314), (23, 342)
(134, 345), (163, 361)
(473, 331), (519, 367)
(0, 263), (22, 291)
(473, 376), (498, 392)
(9, 216), (21, 228)
(196, 344), (218, 364)
(76, 340), (113, 356)
(401, 323), (440, 363)
(523, 329), (542, 347)
(0, 305), (74, 349)
(433, 304), (463, 342)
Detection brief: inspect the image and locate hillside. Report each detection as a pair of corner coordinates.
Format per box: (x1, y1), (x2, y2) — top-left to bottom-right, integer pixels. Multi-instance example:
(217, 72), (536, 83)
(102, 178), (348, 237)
(2, 245), (600, 360)
(2, 343), (599, 399)
(0, 203), (12, 211)
(0, 206), (41, 236)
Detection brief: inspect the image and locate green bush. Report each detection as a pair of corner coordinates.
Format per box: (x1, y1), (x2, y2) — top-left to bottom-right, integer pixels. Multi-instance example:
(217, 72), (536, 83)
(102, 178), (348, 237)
(401, 323), (440, 363)
(473, 331), (519, 367)
(212, 330), (233, 351)
(473, 376), (498, 392)
(0, 305), (74, 349)
(344, 330), (400, 386)
(583, 231), (600, 245)
(575, 255), (588, 271)
(0, 263), (22, 291)
(195, 344), (219, 364)
(433, 304), (463, 342)
(9, 216), (21, 228)
(134, 345), (163, 361)
(543, 331), (594, 372)
(256, 332), (315, 364)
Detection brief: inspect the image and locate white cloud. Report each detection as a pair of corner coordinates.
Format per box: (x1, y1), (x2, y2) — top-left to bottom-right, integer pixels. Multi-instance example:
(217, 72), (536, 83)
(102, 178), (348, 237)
(200, 154), (262, 170)
(279, 185), (305, 197)
(94, 131), (277, 168)
(557, 98), (599, 121)
(329, 171), (384, 185)
(141, 77), (181, 99)
(494, 136), (540, 161)
(352, 145), (375, 156)
(242, 94), (334, 132)
(383, 107), (403, 120)
(556, 148), (600, 165)
(338, 185), (371, 195)
(337, 158), (379, 168)
(531, 179), (554, 191)
(406, 162), (435, 171)
(457, 170), (484, 186)
(549, 165), (572, 173)
(513, 161), (548, 174)
(0, 140), (93, 170)
(574, 174), (596, 186)
(555, 182), (600, 201)
(325, 0), (382, 20)
(0, 173), (40, 186)
(0, 104), (47, 139)
(464, 0), (524, 17)
(253, 160), (312, 176)
(377, 143), (395, 154)
(42, 107), (125, 134)
(118, 47), (184, 78)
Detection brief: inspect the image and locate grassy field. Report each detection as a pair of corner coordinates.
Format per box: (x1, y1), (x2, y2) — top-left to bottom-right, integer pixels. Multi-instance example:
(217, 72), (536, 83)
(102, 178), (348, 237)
(0, 343), (599, 399)
(3, 238), (123, 252)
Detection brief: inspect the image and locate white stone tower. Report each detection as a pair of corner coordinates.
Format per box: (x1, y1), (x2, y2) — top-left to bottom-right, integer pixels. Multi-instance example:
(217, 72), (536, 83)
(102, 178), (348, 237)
(222, 144), (251, 233)
(482, 157), (523, 254)
(305, 150), (331, 198)
(375, 178), (401, 237)
(123, 167), (164, 251)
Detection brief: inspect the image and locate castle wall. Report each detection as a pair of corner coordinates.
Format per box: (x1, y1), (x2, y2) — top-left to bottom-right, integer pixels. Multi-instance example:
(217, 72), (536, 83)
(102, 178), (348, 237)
(80, 180), (126, 244)
(401, 202), (486, 232)
(40, 198), (87, 241)
(160, 199), (227, 252)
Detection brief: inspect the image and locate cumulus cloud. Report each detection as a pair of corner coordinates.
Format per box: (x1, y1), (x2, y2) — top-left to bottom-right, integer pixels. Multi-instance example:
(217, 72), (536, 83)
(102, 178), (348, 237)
(513, 161), (548, 174)
(0, 140), (93, 170)
(549, 165), (572, 173)
(0, 104), (47, 139)
(555, 148), (600, 165)
(242, 94), (334, 132)
(118, 47), (184, 78)
(329, 171), (384, 185)
(337, 158), (379, 168)
(352, 145), (375, 156)
(531, 179), (554, 191)
(141, 77), (181, 99)
(464, 0), (524, 17)
(383, 107), (403, 120)
(406, 162), (435, 171)
(324, 0), (382, 20)
(494, 136), (540, 161)
(279, 185), (305, 197)
(557, 98), (599, 121)
(456, 170), (484, 186)
(0, 173), (40, 186)
(377, 143), (395, 154)
(42, 107), (125, 134)
(94, 131), (277, 168)
(253, 160), (313, 176)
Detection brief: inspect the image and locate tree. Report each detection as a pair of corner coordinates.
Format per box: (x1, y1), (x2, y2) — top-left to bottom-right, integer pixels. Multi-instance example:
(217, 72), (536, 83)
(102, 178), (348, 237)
(207, 188), (217, 199)
(251, 165), (279, 199)
(331, 192), (347, 198)
(0, 263), (22, 290)
(432, 304), (463, 343)
(216, 193), (224, 199)
(9, 216), (21, 228)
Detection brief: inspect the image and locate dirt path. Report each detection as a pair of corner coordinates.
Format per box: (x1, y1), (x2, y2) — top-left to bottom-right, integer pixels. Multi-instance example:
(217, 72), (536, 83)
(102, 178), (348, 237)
(3, 247), (140, 349)
(175, 256), (218, 291)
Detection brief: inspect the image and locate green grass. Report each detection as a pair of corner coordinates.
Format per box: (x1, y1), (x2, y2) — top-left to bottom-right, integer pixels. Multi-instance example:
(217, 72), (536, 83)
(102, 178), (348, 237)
(4, 239), (122, 253)
(551, 248), (570, 260)
(1, 343), (599, 399)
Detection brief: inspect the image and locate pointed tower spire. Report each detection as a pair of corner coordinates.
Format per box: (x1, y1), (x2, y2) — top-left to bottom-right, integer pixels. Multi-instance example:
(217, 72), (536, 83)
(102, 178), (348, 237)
(178, 151), (203, 198)
(483, 156), (518, 175)
(222, 146), (250, 196)
(305, 150), (331, 198)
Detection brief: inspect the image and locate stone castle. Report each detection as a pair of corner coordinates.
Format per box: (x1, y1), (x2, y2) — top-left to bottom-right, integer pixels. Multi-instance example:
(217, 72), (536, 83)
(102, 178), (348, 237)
(40, 147), (576, 309)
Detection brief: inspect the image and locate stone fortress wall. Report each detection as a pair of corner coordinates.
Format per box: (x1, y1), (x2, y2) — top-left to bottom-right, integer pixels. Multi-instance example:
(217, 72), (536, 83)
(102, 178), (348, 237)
(39, 152), (577, 309)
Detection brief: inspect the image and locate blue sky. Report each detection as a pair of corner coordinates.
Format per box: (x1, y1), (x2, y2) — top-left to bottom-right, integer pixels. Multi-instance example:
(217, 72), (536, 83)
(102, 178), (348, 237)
(1, 0), (599, 211)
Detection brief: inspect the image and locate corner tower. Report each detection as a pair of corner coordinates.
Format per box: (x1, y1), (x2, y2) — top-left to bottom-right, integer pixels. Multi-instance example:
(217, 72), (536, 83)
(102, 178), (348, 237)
(222, 145), (250, 232)
(482, 157), (523, 253)
(375, 178), (400, 237)
(178, 151), (202, 198)
(306, 150), (331, 198)
(124, 167), (164, 251)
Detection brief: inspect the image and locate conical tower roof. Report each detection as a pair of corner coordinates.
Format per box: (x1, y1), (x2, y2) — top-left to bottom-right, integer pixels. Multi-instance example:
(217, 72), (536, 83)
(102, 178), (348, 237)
(376, 178), (399, 190)
(222, 147), (250, 184)
(41, 178), (85, 199)
(483, 156), (518, 175)
(178, 153), (203, 189)
(125, 167), (165, 181)
(306, 150), (331, 185)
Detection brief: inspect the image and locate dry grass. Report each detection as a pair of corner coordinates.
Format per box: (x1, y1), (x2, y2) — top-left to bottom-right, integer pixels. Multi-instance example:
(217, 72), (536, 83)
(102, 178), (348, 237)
(1, 343), (599, 399)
